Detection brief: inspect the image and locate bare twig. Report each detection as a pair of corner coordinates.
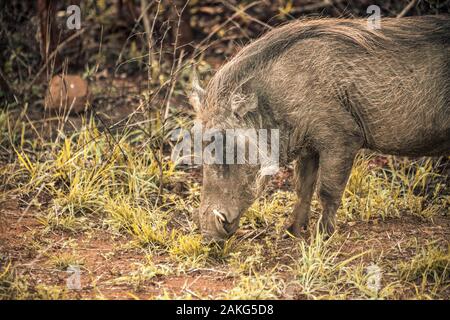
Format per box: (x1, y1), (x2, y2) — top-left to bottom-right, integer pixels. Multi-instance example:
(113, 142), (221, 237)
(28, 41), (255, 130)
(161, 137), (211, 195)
(28, 28), (87, 90)
(0, 69), (14, 101)
(92, 109), (129, 163)
(397, 0), (418, 18)
(192, 1), (262, 58)
(291, 0), (345, 14)
(140, 0), (165, 201)
(140, 0), (156, 91)
(221, 0), (273, 30)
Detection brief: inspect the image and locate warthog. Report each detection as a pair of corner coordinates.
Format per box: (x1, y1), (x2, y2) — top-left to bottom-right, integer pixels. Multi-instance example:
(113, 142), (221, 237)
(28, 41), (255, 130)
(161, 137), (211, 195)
(189, 16), (450, 241)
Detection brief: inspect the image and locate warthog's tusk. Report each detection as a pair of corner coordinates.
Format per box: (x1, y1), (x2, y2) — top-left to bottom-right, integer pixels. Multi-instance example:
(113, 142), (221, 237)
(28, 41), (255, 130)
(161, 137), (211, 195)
(212, 209), (226, 223)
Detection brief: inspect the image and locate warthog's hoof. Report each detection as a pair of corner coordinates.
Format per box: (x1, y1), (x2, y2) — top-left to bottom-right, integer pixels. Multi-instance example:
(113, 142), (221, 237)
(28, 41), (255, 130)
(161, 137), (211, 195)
(282, 224), (307, 239)
(319, 221), (336, 238)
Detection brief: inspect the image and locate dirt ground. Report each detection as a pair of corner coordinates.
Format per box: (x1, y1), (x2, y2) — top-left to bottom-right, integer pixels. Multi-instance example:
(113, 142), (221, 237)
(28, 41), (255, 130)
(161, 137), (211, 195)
(1, 183), (449, 299)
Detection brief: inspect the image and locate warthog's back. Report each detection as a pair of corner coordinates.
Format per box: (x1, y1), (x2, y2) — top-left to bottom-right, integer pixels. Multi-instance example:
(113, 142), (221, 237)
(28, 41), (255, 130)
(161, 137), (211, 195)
(207, 16), (450, 157)
(325, 17), (450, 156)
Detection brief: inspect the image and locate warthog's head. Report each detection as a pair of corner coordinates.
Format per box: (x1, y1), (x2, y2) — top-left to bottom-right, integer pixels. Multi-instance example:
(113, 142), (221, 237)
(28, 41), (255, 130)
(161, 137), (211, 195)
(198, 161), (260, 241)
(188, 72), (275, 241)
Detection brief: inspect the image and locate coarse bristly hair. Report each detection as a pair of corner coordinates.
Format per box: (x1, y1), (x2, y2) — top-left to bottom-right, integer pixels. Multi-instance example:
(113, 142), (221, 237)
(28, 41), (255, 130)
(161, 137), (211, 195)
(197, 15), (449, 156)
(200, 15), (450, 117)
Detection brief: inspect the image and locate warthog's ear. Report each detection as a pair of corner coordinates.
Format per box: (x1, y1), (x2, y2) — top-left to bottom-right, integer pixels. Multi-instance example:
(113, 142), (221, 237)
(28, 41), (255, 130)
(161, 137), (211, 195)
(189, 71), (205, 113)
(231, 92), (258, 118)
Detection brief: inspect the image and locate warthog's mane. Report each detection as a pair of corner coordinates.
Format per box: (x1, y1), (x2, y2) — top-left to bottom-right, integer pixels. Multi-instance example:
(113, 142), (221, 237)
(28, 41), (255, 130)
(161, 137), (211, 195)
(201, 15), (449, 124)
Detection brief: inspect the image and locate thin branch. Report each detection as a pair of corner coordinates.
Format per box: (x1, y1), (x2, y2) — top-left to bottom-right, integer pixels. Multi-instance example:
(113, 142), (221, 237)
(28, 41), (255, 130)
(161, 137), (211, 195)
(28, 28), (87, 89)
(290, 0), (345, 14)
(0, 69), (14, 101)
(397, 0), (418, 18)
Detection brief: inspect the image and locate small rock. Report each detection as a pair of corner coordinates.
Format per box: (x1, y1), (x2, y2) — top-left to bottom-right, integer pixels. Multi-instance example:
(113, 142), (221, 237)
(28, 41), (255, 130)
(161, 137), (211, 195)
(45, 75), (89, 113)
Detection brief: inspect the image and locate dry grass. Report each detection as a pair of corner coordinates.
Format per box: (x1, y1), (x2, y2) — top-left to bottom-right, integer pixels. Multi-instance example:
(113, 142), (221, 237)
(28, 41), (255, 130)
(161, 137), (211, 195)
(0, 106), (448, 299)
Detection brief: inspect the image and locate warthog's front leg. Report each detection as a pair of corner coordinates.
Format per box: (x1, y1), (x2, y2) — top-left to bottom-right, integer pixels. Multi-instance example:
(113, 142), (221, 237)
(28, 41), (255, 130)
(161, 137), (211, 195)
(286, 149), (319, 237)
(317, 149), (356, 236)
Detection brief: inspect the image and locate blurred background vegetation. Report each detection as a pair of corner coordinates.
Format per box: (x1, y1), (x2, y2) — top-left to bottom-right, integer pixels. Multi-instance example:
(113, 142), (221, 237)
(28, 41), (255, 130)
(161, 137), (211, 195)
(1, 0), (449, 106)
